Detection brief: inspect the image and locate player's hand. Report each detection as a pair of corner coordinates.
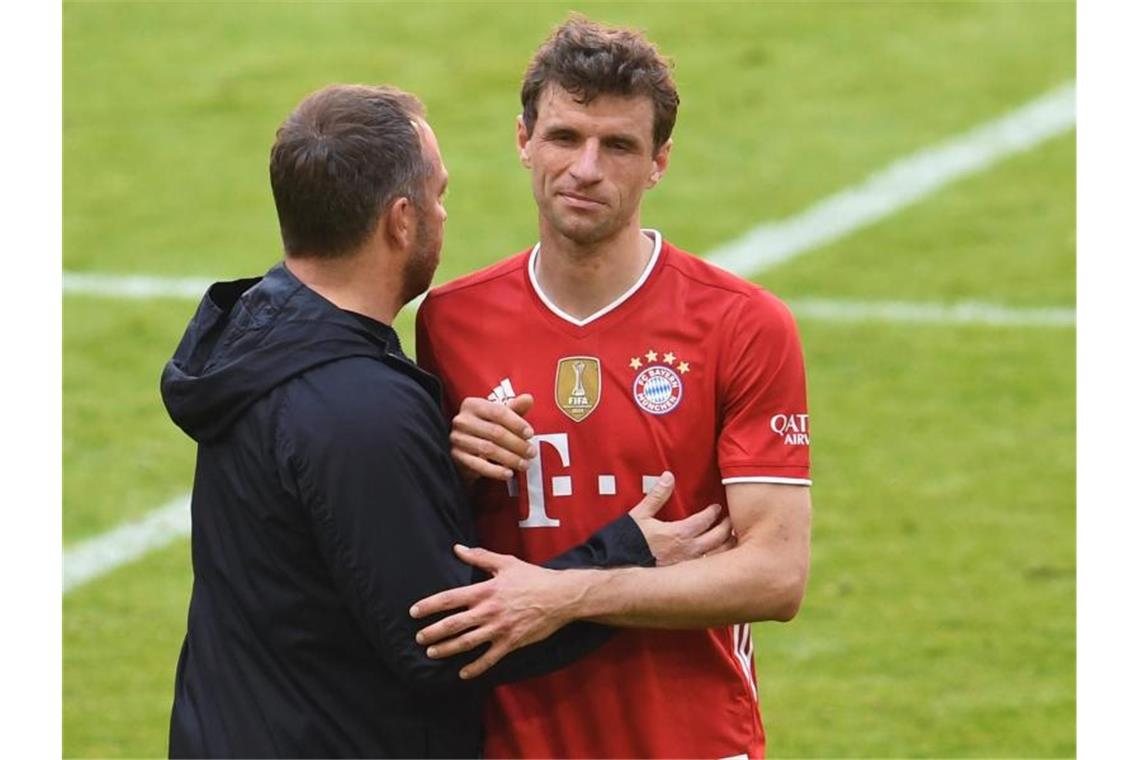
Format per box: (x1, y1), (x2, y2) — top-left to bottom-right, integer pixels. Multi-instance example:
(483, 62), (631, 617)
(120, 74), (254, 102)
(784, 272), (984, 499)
(628, 471), (734, 566)
(409, 545), (580, 679)
(450, 394), (537, 483)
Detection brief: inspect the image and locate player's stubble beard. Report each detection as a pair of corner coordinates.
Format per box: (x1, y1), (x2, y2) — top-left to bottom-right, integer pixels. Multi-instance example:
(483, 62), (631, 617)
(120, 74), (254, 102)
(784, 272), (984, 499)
(541, 193), (624, 249)
(401, 206), (441, 305)
(540, 177), (643, 252)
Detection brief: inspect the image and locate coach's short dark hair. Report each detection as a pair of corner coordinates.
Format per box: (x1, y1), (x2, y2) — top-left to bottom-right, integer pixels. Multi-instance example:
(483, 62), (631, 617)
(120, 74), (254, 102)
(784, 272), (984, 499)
(269, 84), (429, 258)
(521, 16), (679, 152)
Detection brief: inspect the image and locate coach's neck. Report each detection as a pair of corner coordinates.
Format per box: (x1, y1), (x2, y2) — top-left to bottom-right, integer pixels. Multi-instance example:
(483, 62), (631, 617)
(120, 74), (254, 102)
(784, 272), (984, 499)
(284, 226), (408, 326)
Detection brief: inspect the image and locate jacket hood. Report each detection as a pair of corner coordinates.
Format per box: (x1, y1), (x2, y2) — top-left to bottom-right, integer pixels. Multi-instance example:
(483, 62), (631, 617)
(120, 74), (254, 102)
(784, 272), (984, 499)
(161, 262), (395, 442)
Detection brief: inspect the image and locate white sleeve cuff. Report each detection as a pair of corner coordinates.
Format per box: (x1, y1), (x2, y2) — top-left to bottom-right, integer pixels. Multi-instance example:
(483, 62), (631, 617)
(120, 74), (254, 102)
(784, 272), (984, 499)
(722, 476), (812, 486)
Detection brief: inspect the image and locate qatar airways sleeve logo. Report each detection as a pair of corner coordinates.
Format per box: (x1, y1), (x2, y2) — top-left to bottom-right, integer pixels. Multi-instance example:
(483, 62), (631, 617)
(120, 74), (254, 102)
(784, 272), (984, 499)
(770, 413), (810, 446)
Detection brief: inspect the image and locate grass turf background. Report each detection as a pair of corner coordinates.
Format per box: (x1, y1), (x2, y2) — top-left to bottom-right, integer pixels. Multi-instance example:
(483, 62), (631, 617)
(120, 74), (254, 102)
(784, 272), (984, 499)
(64, 2), (1074, 756)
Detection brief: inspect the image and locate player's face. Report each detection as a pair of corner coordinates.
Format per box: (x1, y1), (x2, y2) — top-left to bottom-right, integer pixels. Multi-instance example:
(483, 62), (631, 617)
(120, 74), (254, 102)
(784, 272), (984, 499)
(404, 120), (448, 302)
(519, 85), (670, 247)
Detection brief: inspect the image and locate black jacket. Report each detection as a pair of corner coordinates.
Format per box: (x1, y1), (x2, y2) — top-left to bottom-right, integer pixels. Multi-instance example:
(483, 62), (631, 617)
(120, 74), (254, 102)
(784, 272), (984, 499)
(160, 263), (653, 758)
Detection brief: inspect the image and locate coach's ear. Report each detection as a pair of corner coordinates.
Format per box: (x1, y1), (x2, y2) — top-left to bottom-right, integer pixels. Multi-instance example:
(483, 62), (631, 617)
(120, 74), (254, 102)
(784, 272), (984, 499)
(647, 138), (672, 189)
(516, 115), (532, 168)
(385, 196), (415, 250)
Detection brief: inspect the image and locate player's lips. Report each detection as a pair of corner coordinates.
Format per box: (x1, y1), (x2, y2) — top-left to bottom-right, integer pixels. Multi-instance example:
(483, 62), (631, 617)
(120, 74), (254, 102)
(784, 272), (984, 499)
(557, 191), (606, 209)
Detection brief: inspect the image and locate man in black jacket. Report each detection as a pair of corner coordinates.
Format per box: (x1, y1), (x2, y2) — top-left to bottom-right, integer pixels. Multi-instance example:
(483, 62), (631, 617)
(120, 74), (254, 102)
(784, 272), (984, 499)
(160, 84), (726, 758)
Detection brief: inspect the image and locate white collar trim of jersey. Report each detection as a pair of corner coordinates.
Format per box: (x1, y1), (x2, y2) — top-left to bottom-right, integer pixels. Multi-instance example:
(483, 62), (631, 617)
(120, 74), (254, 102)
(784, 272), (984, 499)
(527, 229), (663, 327)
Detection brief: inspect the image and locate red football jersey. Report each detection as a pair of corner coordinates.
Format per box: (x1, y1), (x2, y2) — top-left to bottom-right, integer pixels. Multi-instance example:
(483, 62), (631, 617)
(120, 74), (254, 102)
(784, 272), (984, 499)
(416, 231), (810, 759)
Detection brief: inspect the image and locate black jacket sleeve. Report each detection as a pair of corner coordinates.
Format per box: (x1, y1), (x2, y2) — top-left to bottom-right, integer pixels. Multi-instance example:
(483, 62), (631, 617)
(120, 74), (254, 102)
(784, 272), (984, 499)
(278, 359), (619, 694)
(544, 513), (657, 570)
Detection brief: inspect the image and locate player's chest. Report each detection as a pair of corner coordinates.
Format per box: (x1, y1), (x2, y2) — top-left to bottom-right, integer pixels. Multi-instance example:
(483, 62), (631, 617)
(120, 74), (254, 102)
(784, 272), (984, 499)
(458, 326), (719, 449)
(463, 327), (725, 544)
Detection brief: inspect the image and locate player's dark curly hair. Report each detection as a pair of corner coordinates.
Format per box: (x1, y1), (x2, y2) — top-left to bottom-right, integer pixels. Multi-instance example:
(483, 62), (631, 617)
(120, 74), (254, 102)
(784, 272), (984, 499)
(269, 84), (430, 258)
(520, 15), (680, 152)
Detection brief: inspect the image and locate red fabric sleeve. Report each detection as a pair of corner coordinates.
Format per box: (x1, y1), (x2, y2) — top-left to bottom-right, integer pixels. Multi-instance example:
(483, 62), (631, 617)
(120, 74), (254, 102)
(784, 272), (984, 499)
(716, 289), (811, 484)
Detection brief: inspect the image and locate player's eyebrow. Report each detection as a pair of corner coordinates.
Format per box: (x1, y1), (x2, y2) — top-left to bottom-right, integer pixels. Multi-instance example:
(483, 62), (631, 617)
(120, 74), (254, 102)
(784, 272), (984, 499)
(541, 123), (580, 138)
(542, 122), (645, 151)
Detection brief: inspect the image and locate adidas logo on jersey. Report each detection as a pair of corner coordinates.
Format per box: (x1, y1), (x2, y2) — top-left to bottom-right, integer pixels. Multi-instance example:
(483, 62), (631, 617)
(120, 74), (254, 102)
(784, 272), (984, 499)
(487, 378), (517, 404)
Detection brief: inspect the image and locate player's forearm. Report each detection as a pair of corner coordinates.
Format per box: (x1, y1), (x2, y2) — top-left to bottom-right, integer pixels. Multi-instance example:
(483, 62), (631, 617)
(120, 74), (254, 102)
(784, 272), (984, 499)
(569, 542), (808, 628)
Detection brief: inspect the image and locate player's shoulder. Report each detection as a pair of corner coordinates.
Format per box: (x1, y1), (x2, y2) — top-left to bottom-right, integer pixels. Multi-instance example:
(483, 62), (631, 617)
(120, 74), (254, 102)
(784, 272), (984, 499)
(661, 238), (795, 322)
(422, 249), (530, 308)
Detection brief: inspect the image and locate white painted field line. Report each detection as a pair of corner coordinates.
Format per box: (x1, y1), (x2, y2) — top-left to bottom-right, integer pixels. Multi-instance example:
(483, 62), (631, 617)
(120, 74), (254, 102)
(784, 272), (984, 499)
(788, 298), (1073, 328)
(705, 81), (1076, 276)
(60, 297), (1072, 595)
(63, 493), (190, 593)
(60, 269), (1072, 327)
(62, 83), (1076, 309)
(64, 271), (215, 300)
(62, 83), (1076, 594)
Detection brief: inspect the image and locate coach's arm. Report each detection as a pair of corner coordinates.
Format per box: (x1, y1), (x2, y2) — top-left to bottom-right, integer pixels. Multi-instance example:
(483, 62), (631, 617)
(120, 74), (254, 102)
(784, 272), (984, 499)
(412, 482), (810, 677)
(287, 363), (691, 693)
(574, 482), (811, 626)
(446, 394), (735, 568)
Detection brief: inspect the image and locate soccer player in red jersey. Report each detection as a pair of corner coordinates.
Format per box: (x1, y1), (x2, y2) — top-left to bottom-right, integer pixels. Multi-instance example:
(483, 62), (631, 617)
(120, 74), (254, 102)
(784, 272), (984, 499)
(413, 16), (812, 759)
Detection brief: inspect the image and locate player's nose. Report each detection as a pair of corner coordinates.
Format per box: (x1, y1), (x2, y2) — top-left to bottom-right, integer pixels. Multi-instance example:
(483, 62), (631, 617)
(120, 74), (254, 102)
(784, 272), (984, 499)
(569, 139), (603, 184)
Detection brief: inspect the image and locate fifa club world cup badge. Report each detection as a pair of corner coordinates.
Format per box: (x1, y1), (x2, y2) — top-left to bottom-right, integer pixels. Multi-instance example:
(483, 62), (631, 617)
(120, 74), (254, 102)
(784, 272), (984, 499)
(555, 356), (602, 422)
(629, 348), (689, 415)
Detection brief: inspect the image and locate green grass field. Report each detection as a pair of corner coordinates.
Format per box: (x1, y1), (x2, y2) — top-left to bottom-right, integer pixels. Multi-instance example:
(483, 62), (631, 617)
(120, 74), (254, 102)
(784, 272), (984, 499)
(63, 2), (1075, 757)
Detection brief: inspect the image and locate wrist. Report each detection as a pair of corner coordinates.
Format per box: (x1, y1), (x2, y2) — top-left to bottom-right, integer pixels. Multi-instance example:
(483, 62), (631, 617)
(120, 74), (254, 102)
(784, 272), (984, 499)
(549, 567), (604, 622)
(568, 566), (629, 621)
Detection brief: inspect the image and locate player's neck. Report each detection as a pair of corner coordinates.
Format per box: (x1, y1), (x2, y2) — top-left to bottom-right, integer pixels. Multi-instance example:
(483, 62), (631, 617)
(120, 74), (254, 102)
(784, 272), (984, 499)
(284, 250), (402, 326)
(534, 223), (654, 320)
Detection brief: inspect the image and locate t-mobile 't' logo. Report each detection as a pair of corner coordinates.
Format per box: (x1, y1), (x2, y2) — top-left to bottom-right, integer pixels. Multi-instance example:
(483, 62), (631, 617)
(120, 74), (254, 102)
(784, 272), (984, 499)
(509, 433), (661, 529)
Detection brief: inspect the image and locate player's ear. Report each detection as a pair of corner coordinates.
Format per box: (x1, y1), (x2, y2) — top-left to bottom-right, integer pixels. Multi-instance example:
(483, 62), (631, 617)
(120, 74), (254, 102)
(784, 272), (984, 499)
(516, 115), (532, 168)
(647, 138), (672, 189)
(385, 196), (415, 250)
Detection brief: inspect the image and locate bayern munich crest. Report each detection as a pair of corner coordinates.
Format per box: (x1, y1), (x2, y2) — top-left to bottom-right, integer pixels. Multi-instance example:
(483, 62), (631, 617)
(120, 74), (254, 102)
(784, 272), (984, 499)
(633, 365), (683, 414)
(628, 347), (691, 415)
